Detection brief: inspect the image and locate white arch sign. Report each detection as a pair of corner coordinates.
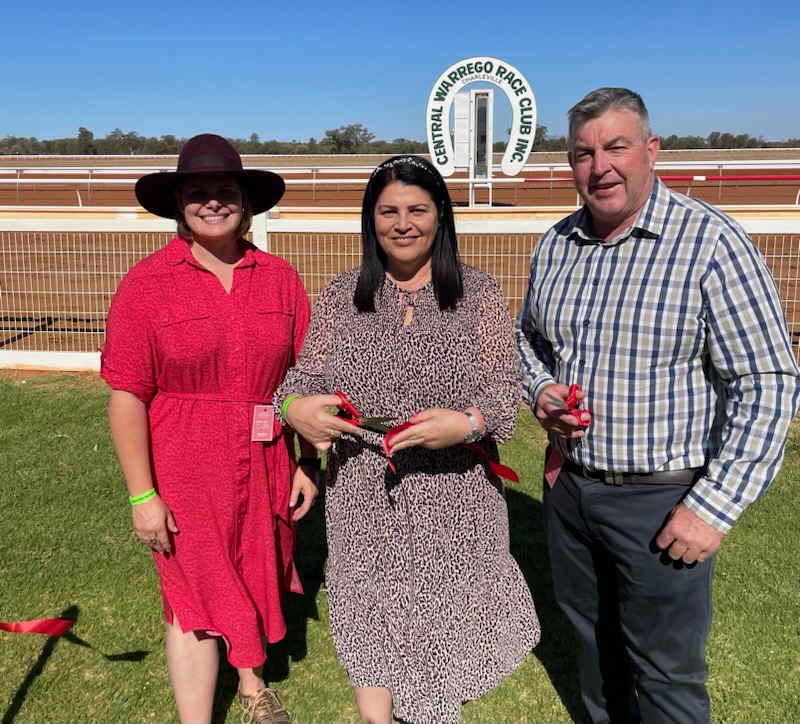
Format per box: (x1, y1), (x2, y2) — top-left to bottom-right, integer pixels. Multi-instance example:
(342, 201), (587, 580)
(426, 56), (537, 177)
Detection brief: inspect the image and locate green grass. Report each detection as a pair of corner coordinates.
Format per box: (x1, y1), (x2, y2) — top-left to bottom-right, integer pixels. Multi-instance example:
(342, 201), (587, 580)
(0, 372), (798, 723)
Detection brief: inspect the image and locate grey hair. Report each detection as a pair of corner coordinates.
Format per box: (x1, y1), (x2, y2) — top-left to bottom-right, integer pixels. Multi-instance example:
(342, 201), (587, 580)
(568, 87), (652, 150)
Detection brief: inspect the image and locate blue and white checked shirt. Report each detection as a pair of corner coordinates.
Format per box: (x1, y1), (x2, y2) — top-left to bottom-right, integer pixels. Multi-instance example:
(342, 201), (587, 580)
(515, 177), (800, 534)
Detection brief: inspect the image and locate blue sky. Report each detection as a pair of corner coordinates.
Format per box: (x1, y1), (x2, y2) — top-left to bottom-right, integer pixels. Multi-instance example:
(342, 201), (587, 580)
(5, 0), (799, 144)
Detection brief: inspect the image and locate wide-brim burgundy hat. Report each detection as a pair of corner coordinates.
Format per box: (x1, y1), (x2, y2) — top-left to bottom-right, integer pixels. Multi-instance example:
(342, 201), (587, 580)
(134, 133), (285, 218)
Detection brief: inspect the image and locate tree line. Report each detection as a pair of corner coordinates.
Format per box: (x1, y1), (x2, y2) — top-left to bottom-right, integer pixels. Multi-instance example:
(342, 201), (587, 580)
(517, 125), (800, 152)
(1, 123), (798, 156)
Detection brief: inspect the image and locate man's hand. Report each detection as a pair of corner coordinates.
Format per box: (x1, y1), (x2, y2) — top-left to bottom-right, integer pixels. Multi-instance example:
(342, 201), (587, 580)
(534, 383), (588, 439)
(655, 504), (725, 564)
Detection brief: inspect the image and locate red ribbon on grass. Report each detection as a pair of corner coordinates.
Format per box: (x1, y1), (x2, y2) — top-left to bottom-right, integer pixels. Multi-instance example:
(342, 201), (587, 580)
(0, 618), (74, 636)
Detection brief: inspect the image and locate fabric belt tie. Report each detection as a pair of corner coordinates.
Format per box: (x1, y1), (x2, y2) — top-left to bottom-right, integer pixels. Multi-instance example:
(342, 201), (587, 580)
(562, 458), (701, 486)
(158, 390), (272, 404)
(157, 390), (283, 439)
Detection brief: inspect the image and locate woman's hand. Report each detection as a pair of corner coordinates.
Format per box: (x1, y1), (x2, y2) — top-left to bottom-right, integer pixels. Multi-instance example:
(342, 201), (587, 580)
(386, 408), (481, 453)
(284, 394), (361, 451)
(290, 465), (319, 521)
(132, 494), (178, 555)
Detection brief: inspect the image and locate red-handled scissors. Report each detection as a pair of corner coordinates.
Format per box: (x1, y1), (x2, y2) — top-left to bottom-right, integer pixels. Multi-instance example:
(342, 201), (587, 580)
(333, 391), (393, 433)
(565, 384), (592, 426)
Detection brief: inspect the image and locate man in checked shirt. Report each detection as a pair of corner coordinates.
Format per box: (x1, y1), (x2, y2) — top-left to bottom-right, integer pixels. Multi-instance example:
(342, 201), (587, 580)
(515, 87), (800, 724)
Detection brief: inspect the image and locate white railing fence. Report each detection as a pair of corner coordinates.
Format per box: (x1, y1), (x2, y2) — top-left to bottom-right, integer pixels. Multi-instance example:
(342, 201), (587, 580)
(2, 207), (800, 371)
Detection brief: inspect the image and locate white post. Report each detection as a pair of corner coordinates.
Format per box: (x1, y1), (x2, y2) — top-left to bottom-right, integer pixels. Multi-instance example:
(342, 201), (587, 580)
(251, 212), (269, 252)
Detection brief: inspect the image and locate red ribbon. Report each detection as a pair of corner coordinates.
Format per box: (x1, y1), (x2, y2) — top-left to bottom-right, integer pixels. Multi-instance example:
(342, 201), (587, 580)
(0, 618), (74, 636)
(383, 421), (519, 483)
(464, 442), (520, 483)
(566, 383), (592, 426)
(332, 391), (519, 483)
(381, 421), (414, 472)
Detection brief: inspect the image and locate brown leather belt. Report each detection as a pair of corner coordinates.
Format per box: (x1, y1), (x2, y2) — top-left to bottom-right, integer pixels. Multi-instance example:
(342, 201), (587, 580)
(562, 459), (702, 486)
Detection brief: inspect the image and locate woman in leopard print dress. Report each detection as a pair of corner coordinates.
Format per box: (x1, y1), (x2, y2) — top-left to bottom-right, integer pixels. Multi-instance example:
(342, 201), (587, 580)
(276, 155), (539, 723)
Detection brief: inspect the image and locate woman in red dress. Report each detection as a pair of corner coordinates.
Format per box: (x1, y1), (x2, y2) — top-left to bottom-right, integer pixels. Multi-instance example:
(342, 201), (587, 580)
(101, 134), (317, 724)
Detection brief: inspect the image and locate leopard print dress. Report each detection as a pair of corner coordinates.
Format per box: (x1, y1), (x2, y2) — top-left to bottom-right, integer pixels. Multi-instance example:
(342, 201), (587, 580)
(277, 265), (540, 723)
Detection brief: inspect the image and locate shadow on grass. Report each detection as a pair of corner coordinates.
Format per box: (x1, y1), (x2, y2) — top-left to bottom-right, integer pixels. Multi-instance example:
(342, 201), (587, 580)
(213, 485), (329, 722)
(2, 604), (151, 724)
(506, 487), (583, 723)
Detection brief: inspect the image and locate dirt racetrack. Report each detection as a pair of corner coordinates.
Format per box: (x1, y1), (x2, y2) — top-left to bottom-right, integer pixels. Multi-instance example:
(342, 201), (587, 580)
(3, 149), (800, 209)
(2, 149), (800, 365)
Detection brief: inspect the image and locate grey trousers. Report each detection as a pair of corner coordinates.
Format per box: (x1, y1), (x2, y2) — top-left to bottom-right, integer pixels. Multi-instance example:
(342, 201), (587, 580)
(543, 462), (715, 724)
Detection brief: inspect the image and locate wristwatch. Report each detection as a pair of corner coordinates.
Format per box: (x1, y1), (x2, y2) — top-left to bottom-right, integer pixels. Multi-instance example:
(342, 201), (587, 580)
(464, 411), (481, 443)
(297, 456), (321, 470)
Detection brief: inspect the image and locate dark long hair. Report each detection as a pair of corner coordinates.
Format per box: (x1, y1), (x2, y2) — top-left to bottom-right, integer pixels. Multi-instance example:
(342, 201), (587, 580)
(354, 155), (463, 312)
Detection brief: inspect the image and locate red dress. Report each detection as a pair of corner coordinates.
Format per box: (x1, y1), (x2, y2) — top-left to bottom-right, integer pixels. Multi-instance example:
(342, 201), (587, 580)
(101, 236), (310, 668)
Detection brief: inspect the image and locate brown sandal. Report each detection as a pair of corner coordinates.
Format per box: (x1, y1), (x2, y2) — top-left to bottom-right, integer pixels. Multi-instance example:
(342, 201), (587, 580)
(238, 686), (290, 724)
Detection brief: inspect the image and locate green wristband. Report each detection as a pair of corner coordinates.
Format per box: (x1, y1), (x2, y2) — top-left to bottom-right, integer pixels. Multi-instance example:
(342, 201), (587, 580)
(281, 393), (302, 420)
(129, 488), (156, 506)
